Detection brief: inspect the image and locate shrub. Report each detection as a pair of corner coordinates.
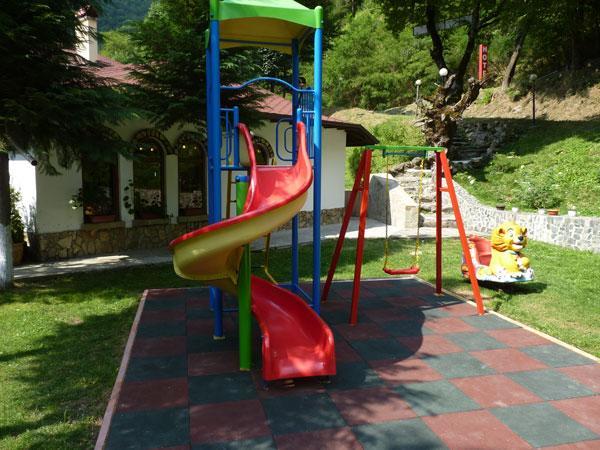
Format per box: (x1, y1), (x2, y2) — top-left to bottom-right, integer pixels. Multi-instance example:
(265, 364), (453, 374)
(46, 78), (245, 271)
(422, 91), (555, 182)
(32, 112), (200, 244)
(514, 173), (563, 209)
(10, 188), (25, 243)
(477, 88), (494, 105)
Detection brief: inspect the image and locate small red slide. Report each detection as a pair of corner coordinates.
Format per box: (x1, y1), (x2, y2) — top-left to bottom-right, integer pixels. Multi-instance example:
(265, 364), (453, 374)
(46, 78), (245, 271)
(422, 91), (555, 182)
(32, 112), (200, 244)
(252, 276), (336, 381)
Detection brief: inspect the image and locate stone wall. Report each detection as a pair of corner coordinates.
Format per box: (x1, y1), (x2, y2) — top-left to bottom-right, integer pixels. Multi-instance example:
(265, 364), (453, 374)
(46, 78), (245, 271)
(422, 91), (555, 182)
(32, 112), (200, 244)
(31, 208), (345, 261)
(455, 183), (600, 253)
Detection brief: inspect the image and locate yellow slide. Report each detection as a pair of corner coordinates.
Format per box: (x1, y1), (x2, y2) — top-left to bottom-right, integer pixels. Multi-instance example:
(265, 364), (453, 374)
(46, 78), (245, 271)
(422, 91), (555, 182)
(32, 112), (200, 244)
(169, 122), (313, 293)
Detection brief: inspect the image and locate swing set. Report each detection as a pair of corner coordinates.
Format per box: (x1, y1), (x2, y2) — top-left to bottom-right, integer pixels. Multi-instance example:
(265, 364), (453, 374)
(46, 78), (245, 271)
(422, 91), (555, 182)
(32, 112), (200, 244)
(322, 145), (485, 325)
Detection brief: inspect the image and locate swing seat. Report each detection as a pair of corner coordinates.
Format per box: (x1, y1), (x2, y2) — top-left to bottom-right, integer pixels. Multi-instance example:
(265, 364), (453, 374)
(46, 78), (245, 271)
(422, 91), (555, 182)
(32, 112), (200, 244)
(383, 265), (420, 275)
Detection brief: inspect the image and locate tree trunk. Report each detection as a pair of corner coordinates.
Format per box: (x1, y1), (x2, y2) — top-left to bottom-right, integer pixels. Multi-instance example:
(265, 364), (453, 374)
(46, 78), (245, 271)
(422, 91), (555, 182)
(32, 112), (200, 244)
(501, 29), (527, 90)
(0, 151), (13, 289)
(425, 1), (447, 70)
(453, 1), (481, 99)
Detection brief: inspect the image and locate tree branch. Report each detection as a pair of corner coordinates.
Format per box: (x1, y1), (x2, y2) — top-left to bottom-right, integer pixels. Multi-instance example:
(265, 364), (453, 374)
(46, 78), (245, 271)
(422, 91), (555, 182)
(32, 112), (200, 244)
(425, 0), (447, 69)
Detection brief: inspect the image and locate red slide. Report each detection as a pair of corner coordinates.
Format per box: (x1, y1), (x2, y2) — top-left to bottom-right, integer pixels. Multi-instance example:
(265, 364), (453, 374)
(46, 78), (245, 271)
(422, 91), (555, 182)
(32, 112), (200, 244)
(170, 122), (335, 381)
(252, 276), (335, 381)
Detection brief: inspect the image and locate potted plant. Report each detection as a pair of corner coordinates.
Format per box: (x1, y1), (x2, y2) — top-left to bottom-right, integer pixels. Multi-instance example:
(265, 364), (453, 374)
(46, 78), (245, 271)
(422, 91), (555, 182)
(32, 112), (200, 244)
(547, 208), (560, 216)
(567, 205), (577, 217)
(10, 188), (26, 266)
(180, 191), (203, 216)
(495, 204), (506, 211)
(70, 183), (117, 223)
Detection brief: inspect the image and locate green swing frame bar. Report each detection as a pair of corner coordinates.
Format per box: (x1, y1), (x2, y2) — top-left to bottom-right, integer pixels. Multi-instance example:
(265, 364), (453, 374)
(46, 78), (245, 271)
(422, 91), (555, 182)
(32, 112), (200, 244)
(322, 145), (485, 325)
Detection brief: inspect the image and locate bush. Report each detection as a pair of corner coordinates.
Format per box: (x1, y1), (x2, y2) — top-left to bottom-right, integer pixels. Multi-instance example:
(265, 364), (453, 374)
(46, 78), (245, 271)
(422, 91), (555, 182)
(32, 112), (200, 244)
(10, 188), (25, 243)
(514, 173), (563, 209)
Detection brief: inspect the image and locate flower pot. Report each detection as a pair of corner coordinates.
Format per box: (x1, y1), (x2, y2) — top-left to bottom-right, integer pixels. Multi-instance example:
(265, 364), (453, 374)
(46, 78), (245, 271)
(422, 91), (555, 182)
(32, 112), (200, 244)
(537, 208), (546, 215)
(548, 209), (560, 216)
(87, 214), (117, 224)
(511, 207), (519, 213)
(496, 204), (506, 211)
(567, 210), (577, 217)
(181, 208), (203, 217)
(12, 242), (25, 266)
(138, 211), (163, 220)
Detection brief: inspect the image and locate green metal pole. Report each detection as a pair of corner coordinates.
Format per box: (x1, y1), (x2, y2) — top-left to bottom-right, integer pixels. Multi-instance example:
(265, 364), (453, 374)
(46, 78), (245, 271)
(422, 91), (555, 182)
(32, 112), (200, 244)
(236, 176), (251, 371)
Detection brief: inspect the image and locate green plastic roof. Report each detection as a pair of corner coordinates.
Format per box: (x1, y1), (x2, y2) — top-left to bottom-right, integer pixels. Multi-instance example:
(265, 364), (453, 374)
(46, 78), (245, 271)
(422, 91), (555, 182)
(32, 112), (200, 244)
(211, 0), (323, 54)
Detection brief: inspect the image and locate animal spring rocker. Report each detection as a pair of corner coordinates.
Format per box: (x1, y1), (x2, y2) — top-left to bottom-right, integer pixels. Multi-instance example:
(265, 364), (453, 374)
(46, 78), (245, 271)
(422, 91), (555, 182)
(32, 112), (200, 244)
(462, 221), (534, 283)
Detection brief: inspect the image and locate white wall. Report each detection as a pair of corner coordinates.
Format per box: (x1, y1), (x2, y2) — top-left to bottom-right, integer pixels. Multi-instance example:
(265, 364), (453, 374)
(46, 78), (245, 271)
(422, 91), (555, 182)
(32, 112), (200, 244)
(35, 156), (83, 233)
(8, 156), (37, 232)
(10, 118), (348, 235)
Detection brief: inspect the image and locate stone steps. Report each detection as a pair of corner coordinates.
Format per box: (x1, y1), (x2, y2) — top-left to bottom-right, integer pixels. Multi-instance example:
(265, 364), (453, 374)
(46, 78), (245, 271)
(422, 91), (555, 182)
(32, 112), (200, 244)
(421, 213), (456, 228)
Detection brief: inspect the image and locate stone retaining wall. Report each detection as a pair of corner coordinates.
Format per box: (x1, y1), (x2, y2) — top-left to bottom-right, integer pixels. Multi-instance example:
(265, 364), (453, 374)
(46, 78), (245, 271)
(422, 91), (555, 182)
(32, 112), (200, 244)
(455, 183), (600, 253)
(30, 207), (345, 261)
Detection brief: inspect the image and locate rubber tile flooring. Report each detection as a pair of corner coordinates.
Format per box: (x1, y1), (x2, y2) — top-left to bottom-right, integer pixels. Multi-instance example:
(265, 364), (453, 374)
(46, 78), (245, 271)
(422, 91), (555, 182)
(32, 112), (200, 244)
(99, 278), (599, 449)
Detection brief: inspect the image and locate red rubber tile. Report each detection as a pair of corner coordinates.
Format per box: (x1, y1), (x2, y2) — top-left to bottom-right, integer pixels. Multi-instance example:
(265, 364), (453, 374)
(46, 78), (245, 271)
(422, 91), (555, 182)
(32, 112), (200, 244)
(425, 317), (477, 334)
(141, 309), (186, 324)
(552, 396), (600, 435)
(423, 410), (531, 449)
(334, 339), (362, 363)
(364, 308), (414, 323)
(275, 427), (363, 450)
(188, 351), (239, 376)
(559, 365), (600, 393)
(117, 378), (188, 412)
(131, 336), (186, 357)
(335, 322), (389, 341)
(396, 335), (462, 357)
(471, 348), (548, 373)
(486, 328), (552, 347)
(329, 387), (416, 425)
(189, 399), (269, 444)
(186, 319), (216, 336)
(151, 445), (190, 450)
(370, 358), (443, 385)
(541, 440), (600, 449)
(442, 302), (478, 317)
(451, 374), (541, 408)
(387, 296), (429, 307)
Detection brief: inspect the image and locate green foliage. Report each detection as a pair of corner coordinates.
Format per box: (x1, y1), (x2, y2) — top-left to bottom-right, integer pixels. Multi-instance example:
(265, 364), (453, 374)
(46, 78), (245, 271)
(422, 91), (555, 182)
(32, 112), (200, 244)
(0, 0), (133, 174)
(100, 29), (136, 64)
(98, 0), (151, 31)
(323, 6), (435, 110)
(129, 0), (264, 129)
(9, 188), (24, 243)
(454, 120), (600, 215)
(477, 88), (494, 105)
(513, 171), (563, 209)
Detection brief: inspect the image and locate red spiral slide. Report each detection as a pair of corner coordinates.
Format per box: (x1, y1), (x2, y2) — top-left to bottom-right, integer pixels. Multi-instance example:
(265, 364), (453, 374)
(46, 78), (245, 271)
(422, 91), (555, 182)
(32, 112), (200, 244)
(170, 122), (335, 381)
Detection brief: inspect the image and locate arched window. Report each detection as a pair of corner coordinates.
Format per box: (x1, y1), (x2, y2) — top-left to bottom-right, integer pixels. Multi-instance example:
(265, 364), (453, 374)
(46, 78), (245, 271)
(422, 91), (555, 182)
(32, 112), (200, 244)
(253, 135), (275, 165)
(80, 155), (118, 223)
(176, 132), (207, 216)
(132, 130), (168, 220)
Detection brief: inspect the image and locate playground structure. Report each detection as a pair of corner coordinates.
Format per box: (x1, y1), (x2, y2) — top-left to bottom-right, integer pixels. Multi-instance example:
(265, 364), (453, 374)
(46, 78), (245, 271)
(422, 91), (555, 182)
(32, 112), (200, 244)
(169, 0), (336, 381)
(322, 146), (486, 325)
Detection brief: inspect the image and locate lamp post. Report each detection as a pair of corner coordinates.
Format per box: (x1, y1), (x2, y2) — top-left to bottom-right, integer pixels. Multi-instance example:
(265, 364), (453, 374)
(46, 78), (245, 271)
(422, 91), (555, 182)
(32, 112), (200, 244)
(529, 73), (537, 126)
(439, 67), (448, 85)
(415, 79), (422, 115)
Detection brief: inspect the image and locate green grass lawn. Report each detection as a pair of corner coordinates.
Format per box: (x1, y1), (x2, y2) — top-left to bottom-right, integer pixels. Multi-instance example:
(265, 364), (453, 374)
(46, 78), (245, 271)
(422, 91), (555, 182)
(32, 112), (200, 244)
(454, 120), (600, 216)
(1, 237), (598, 449)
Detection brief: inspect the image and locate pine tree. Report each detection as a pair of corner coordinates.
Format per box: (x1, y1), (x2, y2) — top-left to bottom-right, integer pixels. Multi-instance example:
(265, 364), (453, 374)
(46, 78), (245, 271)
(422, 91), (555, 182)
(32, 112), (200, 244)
(0, 1), (133, 288)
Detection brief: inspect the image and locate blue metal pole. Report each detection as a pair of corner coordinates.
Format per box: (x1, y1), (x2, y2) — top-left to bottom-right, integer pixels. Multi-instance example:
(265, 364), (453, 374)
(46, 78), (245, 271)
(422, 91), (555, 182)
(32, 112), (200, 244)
(291, 39), (300, 291)
(208, 18), (224, 338)
(312, 26), (323, 313)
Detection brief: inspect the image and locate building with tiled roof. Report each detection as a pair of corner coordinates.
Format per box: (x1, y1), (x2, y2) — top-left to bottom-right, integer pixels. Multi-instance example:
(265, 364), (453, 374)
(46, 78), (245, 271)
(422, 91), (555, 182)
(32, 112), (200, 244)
(9, 10), (377, 262)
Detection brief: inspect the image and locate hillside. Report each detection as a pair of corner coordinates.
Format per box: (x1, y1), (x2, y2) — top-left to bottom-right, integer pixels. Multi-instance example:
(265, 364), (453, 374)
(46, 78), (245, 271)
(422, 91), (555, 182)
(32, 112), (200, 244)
(98, 0), (151, 31)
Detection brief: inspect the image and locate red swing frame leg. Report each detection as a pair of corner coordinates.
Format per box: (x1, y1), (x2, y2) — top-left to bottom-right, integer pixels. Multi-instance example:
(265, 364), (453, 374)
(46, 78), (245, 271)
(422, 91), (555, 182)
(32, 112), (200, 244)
(322, 151), (371, 302)
(438, 151), (485, 315)
(350, 151), (372, 325)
